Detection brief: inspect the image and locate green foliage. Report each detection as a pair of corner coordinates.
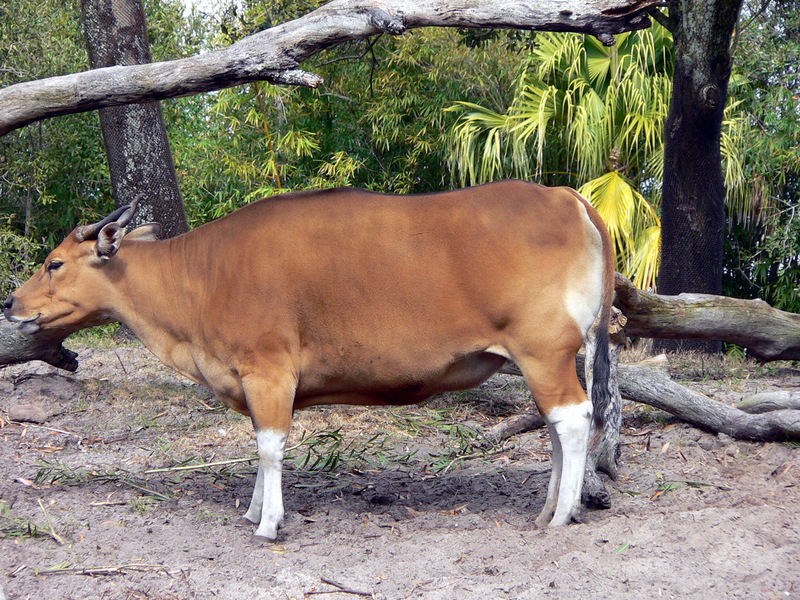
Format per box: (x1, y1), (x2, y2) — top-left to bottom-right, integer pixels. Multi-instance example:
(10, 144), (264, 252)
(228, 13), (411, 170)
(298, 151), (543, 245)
(447, 22), (776, 294)
(448, 26), (674, 190)
(0, 228), (41, 297)
(723, 0), (800, 311)
(145, 0), (212, 61)
(0, 0), (86, 81)
(35, 460), (171, 501)
(0, 0), (205, 279)
(0, 0), (110, 257)
(169, 2), (528, 223)
(69, 323), (124, 346)
(578, 172), (661, 289)
(0, 500), (49, 541)
(286, 428), (416, 474)
(726, 198), (800, 311)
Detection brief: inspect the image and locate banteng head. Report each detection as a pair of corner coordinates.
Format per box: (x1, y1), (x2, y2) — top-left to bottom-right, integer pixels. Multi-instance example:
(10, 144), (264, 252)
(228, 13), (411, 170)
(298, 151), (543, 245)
(3, 200), (161, 336)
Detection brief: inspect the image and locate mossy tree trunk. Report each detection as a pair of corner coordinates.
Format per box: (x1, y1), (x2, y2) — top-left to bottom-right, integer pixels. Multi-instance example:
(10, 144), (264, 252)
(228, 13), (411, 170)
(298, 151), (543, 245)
(81, 0), (188, 238)
(654, 0), (744, 354)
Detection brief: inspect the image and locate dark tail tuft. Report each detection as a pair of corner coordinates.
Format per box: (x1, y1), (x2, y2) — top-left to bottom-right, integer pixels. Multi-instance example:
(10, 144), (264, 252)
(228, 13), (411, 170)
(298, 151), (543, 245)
(590, 319), (612, 434)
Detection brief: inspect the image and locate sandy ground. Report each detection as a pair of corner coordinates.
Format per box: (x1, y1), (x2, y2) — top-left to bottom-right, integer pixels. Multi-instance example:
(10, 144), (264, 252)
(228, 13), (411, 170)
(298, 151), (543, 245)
(0, 344), (798, 600)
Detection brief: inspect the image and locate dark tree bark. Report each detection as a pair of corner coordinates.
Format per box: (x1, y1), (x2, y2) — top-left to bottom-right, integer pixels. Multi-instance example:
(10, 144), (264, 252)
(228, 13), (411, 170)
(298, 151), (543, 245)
(654, 0), (744, 354)
(81, 0), (188, 237)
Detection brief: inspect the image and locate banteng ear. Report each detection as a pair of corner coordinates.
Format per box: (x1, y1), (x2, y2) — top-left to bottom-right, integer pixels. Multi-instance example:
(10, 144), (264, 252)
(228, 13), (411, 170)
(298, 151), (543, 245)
(95, 222), (127, 260)
(125, 223), (161, 242)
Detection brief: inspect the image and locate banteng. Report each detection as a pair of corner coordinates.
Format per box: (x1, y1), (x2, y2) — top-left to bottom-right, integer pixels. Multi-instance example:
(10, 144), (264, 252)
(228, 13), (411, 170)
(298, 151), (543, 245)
(4, 181), (614, 539)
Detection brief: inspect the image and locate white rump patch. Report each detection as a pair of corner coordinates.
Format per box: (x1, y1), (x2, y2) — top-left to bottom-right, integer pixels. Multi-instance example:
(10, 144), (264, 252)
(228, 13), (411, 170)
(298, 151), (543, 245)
(564, 202), (605, 336)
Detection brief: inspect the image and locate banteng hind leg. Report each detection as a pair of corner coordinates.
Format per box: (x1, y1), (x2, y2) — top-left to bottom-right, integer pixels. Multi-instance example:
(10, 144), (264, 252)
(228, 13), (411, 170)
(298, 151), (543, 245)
(515, 350), (592, 527)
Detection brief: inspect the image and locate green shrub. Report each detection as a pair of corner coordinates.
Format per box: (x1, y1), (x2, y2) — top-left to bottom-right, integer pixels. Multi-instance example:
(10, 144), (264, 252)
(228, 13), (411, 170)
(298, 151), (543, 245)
(0, 228), (42, 297)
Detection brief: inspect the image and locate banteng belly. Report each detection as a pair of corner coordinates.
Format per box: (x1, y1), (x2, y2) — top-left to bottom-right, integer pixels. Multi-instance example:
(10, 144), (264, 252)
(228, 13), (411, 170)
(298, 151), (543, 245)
(294, 349), (508, 409)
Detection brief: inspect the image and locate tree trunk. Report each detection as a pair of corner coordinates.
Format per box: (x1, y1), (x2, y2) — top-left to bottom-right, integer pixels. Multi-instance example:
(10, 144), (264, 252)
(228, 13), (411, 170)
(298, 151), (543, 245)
(0, 0), (658, 137)
(81, 0), (188, 237)
(614, 273), (800, 361)
(655, 0), (743, 354)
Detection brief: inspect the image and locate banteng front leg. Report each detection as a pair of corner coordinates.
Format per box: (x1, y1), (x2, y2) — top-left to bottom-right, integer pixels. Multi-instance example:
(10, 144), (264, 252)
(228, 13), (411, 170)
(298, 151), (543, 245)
(241, 374), (295, 540)
(243, 429), (288, 539)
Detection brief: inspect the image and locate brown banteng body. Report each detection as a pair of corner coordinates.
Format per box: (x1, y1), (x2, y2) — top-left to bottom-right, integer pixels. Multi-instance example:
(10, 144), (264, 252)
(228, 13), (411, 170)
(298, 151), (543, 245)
(4, 180), (614, 539)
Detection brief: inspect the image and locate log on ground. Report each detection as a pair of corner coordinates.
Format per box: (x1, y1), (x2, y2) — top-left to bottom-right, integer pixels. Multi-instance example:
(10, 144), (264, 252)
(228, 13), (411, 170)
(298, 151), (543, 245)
(499, 357), (800, 442)
(0, 316), (78, 371)
(617, 363), (800, 441)
(614, 273), (800, 362)
(738, 392), (800, 414)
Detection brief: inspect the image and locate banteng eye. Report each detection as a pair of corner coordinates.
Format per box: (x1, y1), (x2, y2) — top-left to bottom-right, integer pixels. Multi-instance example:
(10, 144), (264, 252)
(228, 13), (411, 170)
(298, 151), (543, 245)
(47, 260), (64, 272)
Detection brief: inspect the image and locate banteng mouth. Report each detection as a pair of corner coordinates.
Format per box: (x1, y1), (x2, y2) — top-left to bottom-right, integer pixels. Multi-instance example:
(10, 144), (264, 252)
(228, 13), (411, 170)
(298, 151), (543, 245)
(5, 313), (42, 334)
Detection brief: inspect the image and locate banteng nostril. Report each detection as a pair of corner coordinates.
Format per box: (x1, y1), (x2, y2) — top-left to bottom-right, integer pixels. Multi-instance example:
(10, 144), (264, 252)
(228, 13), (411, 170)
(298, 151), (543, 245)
(3, 295), (13, 313)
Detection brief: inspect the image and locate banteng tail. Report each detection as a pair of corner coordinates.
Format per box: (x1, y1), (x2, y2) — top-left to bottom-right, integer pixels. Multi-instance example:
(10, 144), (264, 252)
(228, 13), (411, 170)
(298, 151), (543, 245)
(581, 194), (616, 444)
(588, 310), (612, 437)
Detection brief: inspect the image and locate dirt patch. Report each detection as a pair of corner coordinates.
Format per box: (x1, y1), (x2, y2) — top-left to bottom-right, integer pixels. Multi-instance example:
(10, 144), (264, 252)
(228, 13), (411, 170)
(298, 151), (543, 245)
(1, 344), (798, 600)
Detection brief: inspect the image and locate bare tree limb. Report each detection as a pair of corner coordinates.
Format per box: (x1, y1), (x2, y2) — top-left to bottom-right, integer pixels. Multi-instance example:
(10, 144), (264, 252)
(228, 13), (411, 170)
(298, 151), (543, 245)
(0, 0), (657, 136)
(737, 392), (800, 414)
(614, 273), (800, 361)
(482, 412), (545, 444)
(0, 316), (77, 371)
(617, 363), (800, 441)
(501, 356), (800, 442)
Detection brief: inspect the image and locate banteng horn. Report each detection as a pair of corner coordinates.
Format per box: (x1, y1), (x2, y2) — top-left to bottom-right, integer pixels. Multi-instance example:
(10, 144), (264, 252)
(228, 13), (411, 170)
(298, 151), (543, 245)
(75, 195), (141, 242)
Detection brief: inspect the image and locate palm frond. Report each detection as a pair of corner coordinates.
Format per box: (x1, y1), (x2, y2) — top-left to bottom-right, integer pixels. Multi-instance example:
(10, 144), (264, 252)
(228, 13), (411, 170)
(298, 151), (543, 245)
(579, 171), (660, 285)
(445, 20), (766, 293)
(628, 225), (662, 290)
(579, 171), (637, 260)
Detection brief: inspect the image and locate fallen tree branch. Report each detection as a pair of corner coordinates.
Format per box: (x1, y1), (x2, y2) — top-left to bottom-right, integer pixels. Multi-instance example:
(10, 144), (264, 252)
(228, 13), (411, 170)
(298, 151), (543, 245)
(144, 456), (256, 474)
(737, 392), (800, 414)
(0, 316), (78, 372)
(309, 577), (373, 597)
(0, 0), (657, 136)
(482, 413), (545, 445)
(37, 499), (66, 546)
(36, 562), (171, 576)
(614, 273), (800, 361)
(500, 357), (800, 442)
(616, 363), (800, 441)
